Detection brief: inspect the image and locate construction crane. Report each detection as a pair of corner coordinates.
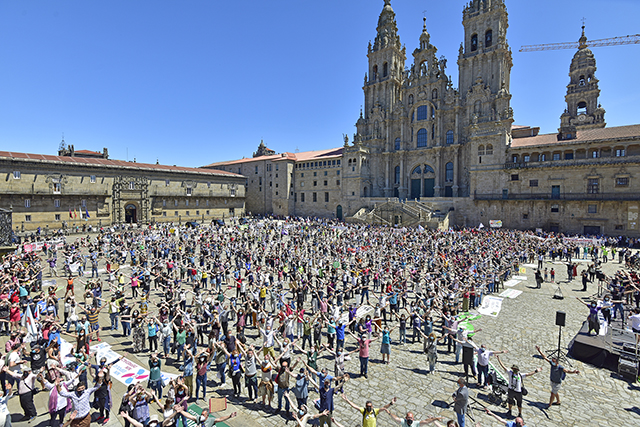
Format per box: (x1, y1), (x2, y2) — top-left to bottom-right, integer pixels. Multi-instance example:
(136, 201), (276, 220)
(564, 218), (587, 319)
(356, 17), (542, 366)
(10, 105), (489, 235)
(520, 28), (640, 52)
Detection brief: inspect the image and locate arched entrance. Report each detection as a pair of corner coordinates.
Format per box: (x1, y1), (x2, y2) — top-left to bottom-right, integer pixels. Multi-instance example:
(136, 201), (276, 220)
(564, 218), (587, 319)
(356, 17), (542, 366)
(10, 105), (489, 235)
(336, 205), (343, 220)
(410, 165), (435, 199)
(125, 204), (137, 223)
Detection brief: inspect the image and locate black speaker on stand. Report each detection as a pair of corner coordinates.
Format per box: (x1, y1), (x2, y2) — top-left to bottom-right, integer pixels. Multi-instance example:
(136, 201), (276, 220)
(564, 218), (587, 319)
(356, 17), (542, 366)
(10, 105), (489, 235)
(546, 310), (572, 366)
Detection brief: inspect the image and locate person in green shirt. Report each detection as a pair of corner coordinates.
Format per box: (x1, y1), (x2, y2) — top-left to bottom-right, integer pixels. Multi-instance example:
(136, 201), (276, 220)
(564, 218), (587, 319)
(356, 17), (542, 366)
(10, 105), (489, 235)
(148, 353), (163, 398)
(173, 324), (188, 363)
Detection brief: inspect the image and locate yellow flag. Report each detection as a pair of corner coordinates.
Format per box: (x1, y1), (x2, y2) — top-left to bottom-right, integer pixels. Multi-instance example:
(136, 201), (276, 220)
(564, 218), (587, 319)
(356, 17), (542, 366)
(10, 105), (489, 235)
(519, 266), (526, 274)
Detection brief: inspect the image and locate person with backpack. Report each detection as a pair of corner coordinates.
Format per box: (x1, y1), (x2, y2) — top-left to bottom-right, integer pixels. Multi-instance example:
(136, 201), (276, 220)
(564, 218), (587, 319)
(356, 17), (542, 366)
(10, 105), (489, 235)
(495, 355), (542, 419)
(535, 345), (580, 409)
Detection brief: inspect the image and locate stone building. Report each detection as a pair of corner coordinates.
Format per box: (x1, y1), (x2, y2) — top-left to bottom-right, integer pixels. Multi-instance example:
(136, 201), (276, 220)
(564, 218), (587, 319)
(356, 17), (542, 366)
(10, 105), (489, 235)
(0, 149), (246, 232)
(205, 0), (640, 236)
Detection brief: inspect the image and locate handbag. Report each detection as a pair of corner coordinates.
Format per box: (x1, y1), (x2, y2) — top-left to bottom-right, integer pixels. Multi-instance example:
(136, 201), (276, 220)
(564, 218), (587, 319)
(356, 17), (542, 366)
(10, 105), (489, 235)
(521, 386), (528, 396)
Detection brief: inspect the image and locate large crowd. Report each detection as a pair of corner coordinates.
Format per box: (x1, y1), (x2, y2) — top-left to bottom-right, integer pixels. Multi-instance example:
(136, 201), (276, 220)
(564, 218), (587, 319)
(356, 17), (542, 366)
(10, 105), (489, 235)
(1, 217), (640, 427)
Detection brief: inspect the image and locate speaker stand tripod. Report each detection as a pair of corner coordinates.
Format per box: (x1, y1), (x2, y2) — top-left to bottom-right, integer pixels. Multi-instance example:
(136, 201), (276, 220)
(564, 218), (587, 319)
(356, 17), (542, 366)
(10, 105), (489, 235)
(546, 324), (572, 366)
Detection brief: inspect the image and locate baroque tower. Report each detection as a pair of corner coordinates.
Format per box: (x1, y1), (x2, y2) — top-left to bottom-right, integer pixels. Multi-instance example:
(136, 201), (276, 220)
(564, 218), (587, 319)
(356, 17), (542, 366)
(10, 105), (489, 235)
(559, 26), (606, 140)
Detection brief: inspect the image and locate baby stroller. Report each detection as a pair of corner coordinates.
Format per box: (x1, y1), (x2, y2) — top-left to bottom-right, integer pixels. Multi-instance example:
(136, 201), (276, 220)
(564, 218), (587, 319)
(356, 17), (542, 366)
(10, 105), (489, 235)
(487, 370), (509, 407)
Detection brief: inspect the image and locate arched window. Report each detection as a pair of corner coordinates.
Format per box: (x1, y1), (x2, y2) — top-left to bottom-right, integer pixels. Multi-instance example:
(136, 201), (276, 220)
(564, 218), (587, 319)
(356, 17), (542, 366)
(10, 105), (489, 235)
(471, 34), (478, 52)
(432, 89), (438, 100)
(478, 145), (485, 156)
(579, 75), (586, 86)
(394, 138), (401, 151)
(485, 30), (493, 48)
(423, 165), (435, 174)
(417, 106), (428, 121)
(372, 65), (378, 80)
(394, 166), (400, 184)
(383, 62), (388, 77)
(417, 129), (428, 147)
(474, 100), (482, 115)
(431, 106), (436, 119)
(446, 130), (454, 145)
(445, 162), (454, 182)
(577, 101), (587, 115)
(412, 166), (422, 175)
(408, 94), (414, 105)
(485, 144), (493, 155)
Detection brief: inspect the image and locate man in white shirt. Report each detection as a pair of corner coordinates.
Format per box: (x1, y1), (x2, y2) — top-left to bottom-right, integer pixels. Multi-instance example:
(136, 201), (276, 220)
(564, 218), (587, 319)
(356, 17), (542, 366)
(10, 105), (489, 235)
(629, 308), (640, 345)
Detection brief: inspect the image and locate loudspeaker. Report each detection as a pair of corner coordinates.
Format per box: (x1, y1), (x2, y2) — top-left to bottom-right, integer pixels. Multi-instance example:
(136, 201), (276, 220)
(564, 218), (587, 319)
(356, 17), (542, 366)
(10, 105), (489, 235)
(555, 311), (566, 327)
(462, 345), (474, 365)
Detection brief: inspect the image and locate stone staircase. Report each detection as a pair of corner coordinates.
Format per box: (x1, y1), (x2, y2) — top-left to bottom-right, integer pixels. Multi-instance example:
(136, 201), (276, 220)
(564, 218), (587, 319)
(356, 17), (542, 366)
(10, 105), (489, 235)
(346, 200), (451, 229)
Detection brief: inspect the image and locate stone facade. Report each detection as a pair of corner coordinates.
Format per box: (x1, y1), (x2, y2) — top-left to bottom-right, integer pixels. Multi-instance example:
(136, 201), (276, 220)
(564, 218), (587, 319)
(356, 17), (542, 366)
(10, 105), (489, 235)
(0, 150), (246, 232)
(207, 0), (640, 236)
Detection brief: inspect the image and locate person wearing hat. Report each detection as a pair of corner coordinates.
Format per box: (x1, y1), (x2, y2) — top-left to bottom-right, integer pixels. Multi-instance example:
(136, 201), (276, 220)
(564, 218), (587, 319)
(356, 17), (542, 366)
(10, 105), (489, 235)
(495, 355), (542, 419)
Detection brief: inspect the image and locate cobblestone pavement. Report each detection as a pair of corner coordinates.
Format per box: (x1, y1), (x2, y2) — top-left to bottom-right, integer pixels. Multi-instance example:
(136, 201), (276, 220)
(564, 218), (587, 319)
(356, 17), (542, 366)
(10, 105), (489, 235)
(4, 241), (640, 427)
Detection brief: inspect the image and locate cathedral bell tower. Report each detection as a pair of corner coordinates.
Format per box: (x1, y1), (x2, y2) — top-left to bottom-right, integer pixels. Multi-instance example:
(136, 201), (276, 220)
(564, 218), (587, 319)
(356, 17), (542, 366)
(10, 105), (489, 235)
(360, 0), (406, 149)
(559, 26), (606, 140)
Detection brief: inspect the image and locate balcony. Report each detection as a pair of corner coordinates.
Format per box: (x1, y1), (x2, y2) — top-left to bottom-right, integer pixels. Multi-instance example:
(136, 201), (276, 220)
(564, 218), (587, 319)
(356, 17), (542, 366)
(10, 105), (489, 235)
(474, 191), (639, 201)
(504, 155), (640, 170)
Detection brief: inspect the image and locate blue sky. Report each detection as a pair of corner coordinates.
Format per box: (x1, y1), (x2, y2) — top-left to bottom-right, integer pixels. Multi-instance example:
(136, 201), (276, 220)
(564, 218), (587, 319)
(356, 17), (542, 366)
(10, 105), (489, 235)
(0, 0), (638, 167)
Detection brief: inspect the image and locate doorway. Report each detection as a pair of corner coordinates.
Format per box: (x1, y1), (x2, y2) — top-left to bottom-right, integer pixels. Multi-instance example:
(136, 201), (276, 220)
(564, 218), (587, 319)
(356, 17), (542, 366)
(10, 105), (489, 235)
(336, 205), (343, 220)
(423, 178), (435, 197)
(125, 204), (137, 223)
(410, 179), (421, 199)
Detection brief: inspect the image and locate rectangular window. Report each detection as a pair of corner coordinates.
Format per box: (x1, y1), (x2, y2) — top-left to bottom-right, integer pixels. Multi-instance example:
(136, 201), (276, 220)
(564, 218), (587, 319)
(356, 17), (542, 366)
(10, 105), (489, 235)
(186, 211), (190, 216)
(55, 214), (61, 221)
(54, 199), (60, 208)
(511, 174), (519, 181)
(301, 193), (305, 202)
(523, 155), (530, 162)
(313, 192), (317, 202)
(230, 189), (236, 197)
(588, 204), (597, 214)
(324, 171), (328, 176)
(551, 185), (561, 199)
(276, 164), (279, 171)
(175, 200), (178, 207)
(324, 180), (328, 186)
(175, 211), (178, 216)
(587, 178), (599, 194)
(325, 192), (329, 202)
(13, 171), (20, 179)
(207, 182), (211, 188)
(90, 175), (96, 183)
(313, 181), (317, 187)
(129, 182), (135, 190)
(162, 200), (166, 207)
(275, 191), (279, 195)
(206, 200), (209, 207)
(275, 183), (278, 188)
(540, 154), (547, 161)
(615, 224), (625, 230)
(255, 166), (258, 174)
(206, 210), (210, 215)
(551, 205), (559, 213)
(196, 211), (199, 215)
(294, 193), (297, 202)
(553, 153), (561, 161)
(522, 213), (529, 220)
(25, 199), (31, 208)
(591, 151), (599, 158)
(336, 180), (340, 186)
(163, 212), (167, 217)
(185, 200), (189, 207)
(25, 215), (31, 222)
(314, 172), (317, 177)
(300, 173), (304, 178)
(564, 152), (574, 160)
(81, 199), (86, 208)
(337, 170), (340, 175)
(195, 200), (199, 206)
(616, 149), (626, 157)
(186, 188), (192, 196)
(529, 179), (538, 187)
(166, 180), (170, 186)
(337, 160), (341, 165)
(616, 177), (629, 187)
(53, 182), (61, 194)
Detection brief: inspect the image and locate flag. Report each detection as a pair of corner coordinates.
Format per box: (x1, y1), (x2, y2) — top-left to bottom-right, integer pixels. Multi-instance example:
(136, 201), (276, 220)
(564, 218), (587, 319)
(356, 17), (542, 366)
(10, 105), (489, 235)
(85, 208), (90, 219)
(22, 305), (38, 343)
(74, 209), (78, 219)
(478, 223), (485, 229)
(69, 209), (73, 219)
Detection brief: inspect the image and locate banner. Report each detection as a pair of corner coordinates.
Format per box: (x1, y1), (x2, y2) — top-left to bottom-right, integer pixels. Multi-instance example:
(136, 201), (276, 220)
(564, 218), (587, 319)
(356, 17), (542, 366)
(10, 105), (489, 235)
(489, 220), (502, 228)
(562, 237), (603, 246)
(499, 289), (523, 299)
(477, 296), (503, 318)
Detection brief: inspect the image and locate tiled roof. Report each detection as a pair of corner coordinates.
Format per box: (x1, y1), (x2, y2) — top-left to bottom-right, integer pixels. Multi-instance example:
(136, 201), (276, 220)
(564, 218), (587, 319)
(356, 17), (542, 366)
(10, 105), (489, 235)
(202, 147), (343, 168)
(511, 124), (640, 148)
(74, 149), (103, 155)
(0, 151), (243, 178)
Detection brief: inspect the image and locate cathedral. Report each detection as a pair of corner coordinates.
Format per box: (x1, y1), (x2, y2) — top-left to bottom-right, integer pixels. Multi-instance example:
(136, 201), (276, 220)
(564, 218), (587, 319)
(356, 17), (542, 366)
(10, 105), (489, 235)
(208, 0), (640, 236)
